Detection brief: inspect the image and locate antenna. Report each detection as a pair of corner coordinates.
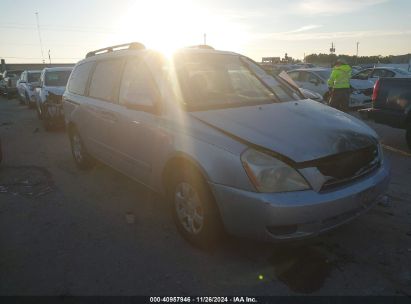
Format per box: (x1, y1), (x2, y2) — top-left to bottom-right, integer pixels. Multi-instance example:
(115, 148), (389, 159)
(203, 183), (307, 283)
(35, 12), (45, 64)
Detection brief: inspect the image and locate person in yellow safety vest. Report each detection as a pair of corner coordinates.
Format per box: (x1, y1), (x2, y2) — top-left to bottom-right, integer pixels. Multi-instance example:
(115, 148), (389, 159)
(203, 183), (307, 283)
(327, 58), (352, 111)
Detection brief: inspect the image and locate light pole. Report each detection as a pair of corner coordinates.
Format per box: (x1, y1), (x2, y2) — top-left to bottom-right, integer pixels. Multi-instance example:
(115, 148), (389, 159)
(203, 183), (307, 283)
(35, 12), (45, 64)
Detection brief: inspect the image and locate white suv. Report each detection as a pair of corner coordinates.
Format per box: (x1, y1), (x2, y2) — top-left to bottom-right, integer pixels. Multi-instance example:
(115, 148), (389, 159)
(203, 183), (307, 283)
(35, 67), (73, 129)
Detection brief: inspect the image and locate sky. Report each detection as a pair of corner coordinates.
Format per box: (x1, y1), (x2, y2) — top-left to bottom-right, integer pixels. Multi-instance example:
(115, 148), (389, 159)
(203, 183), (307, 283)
(0, 0), (410, 63)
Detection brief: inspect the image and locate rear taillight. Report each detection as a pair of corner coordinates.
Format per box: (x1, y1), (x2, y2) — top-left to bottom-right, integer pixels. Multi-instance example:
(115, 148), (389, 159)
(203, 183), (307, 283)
(372, 79), (380, 102)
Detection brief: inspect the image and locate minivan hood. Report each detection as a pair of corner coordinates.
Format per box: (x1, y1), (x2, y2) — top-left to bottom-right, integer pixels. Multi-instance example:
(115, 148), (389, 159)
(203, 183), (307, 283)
(191, 99), (378, 163)
(44, 86), (66, 96)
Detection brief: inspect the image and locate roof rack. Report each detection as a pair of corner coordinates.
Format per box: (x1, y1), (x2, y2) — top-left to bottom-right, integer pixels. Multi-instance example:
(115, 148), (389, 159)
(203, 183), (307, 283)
(85, 42), (145, 58)
(185, 44), (214, 50)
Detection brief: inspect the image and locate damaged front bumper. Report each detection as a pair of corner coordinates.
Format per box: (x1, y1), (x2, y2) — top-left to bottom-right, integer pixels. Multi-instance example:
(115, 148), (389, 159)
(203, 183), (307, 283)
(211, 161), (390, 242)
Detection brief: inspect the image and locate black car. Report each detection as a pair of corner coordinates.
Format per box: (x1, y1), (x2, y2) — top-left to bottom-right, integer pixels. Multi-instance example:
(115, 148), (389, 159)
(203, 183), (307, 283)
(359, 77), (411, 149)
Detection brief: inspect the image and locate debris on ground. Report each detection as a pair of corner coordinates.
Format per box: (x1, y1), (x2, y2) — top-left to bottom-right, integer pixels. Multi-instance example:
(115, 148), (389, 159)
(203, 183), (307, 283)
(0, 166), (54, 198)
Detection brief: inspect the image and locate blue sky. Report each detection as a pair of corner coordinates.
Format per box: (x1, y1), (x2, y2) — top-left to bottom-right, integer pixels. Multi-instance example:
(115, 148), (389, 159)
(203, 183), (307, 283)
(0, 0), (410, 63)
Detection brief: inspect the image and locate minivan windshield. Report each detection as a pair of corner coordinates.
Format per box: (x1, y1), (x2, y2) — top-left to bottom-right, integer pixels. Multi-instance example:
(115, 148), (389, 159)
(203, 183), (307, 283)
(28, 72), (40, 83)
(45, 70), (71, 86)
(174, 53), (294, 110)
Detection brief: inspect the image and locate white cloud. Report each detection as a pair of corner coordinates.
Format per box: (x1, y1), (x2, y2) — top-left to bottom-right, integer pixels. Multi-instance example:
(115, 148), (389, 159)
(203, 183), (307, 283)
(295, 0), (388, 15)
(287, 24), (323, 33)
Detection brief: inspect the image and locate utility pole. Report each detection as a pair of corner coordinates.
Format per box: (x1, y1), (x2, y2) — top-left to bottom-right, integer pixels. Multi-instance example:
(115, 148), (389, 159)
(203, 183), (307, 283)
(330, 42), (336, 66)
(355, 41), (359, 65)
(48, 49), (51, 64)
(35, 12), (45, 64)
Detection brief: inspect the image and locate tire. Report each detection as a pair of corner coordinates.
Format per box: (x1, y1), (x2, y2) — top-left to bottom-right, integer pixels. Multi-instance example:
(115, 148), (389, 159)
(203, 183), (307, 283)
(5, 88), (12, 100)
(36, 102), (43, 120)
(18, 92), (25, 104)
(25, 93), (31, 107)
(69, 127), (94, 170)
(169, 167), (224, 248)
(406, 123), (411, 150)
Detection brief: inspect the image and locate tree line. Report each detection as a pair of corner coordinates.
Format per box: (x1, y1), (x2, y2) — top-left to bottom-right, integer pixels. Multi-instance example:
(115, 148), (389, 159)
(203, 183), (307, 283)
(304, 53), (411, 66)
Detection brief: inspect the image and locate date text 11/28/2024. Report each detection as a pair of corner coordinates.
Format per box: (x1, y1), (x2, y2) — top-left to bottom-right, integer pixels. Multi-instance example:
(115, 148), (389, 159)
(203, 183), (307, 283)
(149, 297), (258, 303)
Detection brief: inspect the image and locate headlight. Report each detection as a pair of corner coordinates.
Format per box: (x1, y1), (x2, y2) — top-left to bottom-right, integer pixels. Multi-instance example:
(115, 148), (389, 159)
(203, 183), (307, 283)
(241, 148), (310, 193)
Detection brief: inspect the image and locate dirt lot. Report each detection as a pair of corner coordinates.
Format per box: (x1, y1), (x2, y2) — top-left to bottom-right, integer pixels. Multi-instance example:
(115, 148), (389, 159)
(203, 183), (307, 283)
(0, 97), (410, 296)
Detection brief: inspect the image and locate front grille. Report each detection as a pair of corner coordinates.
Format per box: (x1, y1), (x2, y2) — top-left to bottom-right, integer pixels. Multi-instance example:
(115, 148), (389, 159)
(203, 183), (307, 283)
(319, 145), (380, 191)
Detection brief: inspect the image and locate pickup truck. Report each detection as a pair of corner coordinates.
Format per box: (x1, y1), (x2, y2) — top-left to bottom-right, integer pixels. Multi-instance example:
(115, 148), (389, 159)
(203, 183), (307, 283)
(0, 70), (23, 98)
(359, 78), (411, 149)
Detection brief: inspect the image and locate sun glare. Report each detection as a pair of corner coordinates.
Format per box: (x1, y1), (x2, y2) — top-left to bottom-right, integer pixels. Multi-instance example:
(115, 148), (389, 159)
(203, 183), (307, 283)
(104, 0), (249, 56)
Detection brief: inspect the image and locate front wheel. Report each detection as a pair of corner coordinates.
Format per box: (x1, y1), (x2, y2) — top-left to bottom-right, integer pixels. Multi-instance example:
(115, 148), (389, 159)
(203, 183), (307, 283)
(169, 168), (224, 248)
(5, 88), (12, 100)
(69, 127), (94, 170)
(406, 123), (411, 150)
(36, 102), (43, 120)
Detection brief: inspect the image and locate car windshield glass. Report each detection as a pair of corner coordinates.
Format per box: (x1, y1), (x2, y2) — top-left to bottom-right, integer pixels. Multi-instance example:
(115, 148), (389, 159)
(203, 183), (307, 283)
(45, 70), (71, 86)
(28, 72), (40, 83)
(8, 71), (22, 78)
(315, 70), (331, 80)
(174, 53), (280, 110)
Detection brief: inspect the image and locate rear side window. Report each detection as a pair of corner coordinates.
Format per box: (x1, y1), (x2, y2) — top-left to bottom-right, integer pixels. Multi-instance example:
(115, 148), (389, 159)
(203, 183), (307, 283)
(89, 60), (124, 102)
(68, 62), (94, 95)
(372, 69), (395, 78)
(353, 69), (372, 80)
(119, 59), (158, 107)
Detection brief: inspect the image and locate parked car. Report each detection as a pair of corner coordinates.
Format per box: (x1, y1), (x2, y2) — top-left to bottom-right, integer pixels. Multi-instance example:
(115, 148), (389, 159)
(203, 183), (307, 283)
(35, 67), (73, 130)
(64, 42), (389, 247)
(287, 68), (374, 108)
(351, 67), (411, 86)
(16, 70), (41, 107)
(359, 78), (411, 149)
(0, 70), (23, 98)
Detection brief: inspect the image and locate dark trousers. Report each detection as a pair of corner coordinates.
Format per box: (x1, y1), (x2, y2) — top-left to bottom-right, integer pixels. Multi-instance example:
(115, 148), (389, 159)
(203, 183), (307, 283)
(329, 88), (350, 112)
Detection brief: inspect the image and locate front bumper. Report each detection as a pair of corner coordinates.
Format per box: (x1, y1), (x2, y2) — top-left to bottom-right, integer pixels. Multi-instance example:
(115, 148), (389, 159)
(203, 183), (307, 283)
(211, 162), (390, 241)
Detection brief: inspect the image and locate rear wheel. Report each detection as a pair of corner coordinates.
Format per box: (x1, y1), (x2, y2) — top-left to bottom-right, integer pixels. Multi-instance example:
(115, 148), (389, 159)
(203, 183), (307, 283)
(406, 123), (411, 150)
(69, 127), (94, 170)
(169, 167), (224, 248)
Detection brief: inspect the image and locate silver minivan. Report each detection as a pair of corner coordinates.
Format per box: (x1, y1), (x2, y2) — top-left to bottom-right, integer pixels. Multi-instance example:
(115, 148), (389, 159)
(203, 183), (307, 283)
(63, 42), (390, 247)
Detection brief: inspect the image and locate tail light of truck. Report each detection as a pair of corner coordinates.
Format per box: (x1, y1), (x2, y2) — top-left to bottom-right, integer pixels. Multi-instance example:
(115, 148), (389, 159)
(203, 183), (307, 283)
(372, 79), (380, 102)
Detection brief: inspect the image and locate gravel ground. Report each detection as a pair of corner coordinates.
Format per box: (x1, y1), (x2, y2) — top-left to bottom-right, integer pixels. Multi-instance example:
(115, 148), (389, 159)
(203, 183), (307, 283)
(0, 97), (410, 296)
